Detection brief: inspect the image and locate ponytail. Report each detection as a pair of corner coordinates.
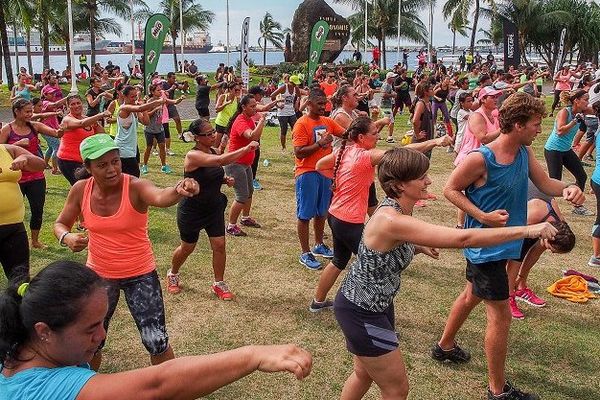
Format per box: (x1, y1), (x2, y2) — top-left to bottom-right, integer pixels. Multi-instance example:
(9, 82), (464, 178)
(331, 116), (373, 191)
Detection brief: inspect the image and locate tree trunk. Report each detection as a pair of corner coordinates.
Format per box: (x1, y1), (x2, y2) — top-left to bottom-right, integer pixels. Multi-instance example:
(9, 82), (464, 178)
(40, 9), (50, 70)
(171, 32), (178, 71)
(65, 35), (72, 70)
(452, 30), (456, 54)
(12, 22), (21, 73)
(26, 29), (33, 75)
(263, 37), (266, 66)
(469, 0), (480, 55)
(89, 1), (96, 66)
(0, 5), (15, 89)
(0, 33), (3, 83)
(381, 30), (387, 70)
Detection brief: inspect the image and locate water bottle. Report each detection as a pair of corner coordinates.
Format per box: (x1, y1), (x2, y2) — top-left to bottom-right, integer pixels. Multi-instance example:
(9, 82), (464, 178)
(263, 159), (271, 167)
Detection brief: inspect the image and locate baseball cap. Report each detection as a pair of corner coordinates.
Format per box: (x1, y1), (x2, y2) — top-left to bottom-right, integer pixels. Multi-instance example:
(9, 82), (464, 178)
(589, 82), (600, 106)
(80, 134), (119, 161)
(385, 72), (397, 79)
(289, 75), (301, 85)
(248, 86), (265, 96)
(478, 86), (502, 98)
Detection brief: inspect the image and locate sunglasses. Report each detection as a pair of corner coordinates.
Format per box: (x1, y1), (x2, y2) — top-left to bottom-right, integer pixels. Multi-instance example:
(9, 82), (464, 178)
(196, 129), (216, 136)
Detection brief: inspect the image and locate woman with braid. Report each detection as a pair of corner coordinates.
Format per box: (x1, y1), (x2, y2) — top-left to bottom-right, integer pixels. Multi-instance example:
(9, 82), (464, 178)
(309, 117), (451, 312)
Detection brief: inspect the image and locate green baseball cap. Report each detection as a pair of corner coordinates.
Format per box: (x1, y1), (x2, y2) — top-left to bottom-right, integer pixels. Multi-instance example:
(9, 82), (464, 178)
(290, 75), (301, 85)
(80, 134), (119, 161)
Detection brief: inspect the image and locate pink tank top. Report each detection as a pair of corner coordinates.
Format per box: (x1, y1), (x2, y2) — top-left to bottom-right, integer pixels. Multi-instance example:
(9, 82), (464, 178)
(81, 174), (156, 279)
(454, 108), (499, 166)
(7, 123), (44, 183)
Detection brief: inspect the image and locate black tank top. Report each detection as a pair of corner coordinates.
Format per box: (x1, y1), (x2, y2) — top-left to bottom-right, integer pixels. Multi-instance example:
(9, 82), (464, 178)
(180, 148), (225, 209)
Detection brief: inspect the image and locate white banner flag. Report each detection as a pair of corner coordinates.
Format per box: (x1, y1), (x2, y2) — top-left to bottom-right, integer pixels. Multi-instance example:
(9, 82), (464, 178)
(241, 16), (250, 89)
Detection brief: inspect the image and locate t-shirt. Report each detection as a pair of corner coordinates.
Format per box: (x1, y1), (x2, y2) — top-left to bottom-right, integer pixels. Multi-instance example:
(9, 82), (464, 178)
(228, 114), (256, 165)
(161, 81), (176, 100)
(195, 84), (211, 110)
(319, 81), (338, 112)
(394, 76), (412, 97)
(0, 365), (96, 400)
(292, 115), (345, 177)
(455, 108), (472, 152)
(329, 145), (375, 224)
(380, 82), (394, 109)
(450, 88), (469, 119)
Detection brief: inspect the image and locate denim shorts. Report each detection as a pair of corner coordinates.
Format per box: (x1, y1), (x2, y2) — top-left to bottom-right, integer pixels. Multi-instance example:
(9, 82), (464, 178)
(295, 171), (332, 220)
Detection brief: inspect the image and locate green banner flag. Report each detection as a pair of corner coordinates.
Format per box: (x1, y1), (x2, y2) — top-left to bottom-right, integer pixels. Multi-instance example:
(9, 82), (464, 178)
(143, 14), (171, 94)
(307, 21), (330, 86)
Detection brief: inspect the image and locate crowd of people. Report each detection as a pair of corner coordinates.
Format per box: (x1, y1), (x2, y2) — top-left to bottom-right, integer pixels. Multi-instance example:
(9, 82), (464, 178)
(1, 54), (599, 400)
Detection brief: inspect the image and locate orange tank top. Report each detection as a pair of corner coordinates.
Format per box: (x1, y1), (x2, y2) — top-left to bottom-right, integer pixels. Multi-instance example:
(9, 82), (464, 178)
(57, 123), (95, 163)
(81, 174), (155, 279)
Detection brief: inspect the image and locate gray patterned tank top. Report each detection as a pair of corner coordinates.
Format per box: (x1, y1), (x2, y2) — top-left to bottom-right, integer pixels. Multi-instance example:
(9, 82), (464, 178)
(340, 197), (415, 312)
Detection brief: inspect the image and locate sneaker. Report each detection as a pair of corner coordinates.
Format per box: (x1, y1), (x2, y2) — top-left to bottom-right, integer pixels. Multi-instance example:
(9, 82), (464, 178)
(386, 137), (396, 143)
(415, 200), (427, 208)
(226, 224), (247, 237)
(309, 299), (334, 313)
(212, 281), (233, 301)
(252, 179), (263, 190)
(166, 271), (182, 294)
(584, 154), (595, 162)
(588, 255), (600, 267)
(140, 164), (148, 175)
(487, 382), (539, 400)
(161, 165), (172, 174)
(426, 192), (437, 201)
(300, 252), (321, 270)
(431, 342), (471, 363)
(240, 217), (261, 228)
(312, 243), (333, 259)
(581, 160), (593, 167)
(514, 287), (546, 307)
(572, 205), (595, 216)
(167, 149), (175, 156)
(509, 296), (525, 320)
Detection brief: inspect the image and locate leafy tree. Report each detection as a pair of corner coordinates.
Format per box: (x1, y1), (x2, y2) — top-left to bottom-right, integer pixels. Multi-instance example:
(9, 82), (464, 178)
(0, 2), (15, 88)
(258, 12), (284, 66)
(447, 10), (469, 54)
(443, 0), (496, 55)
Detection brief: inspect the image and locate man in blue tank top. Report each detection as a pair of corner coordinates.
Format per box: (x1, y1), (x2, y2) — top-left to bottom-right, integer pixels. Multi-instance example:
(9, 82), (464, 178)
(432, 93), (585, 400)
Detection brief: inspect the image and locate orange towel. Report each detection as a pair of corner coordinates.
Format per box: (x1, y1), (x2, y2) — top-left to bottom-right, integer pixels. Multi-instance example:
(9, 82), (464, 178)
(547, 275), (597, 303)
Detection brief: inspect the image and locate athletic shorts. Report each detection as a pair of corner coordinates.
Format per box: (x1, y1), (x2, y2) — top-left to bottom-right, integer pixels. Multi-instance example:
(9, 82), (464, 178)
(334, 291), (399, 357)
(328, 214), (364, 270)
(512, 238), (539, 262)
(120, 157), (140, 178)
(465, 259), (509, 301)
(585, 116), (599, 143)
(223, 163), (253, 203)
(162, 123), (171, 140)
(144, 130), (166, 146)
(295, 171), (332, 220)
(177, 195), (227, 242)
(196, 107), (210, 118)
(99, 270), (169, 356)
(167, 104), (179, 119)
(381, 107), (395, 123)
(368, 183), (378, 208)
(395, 93), (411, 107)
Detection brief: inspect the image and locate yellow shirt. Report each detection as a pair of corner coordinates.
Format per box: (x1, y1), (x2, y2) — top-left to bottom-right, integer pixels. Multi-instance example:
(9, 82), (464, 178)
(0, 145), (25, 225)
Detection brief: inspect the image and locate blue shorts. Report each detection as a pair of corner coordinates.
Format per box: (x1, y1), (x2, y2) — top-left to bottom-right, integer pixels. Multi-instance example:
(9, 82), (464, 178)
(295, 171), (332, 220)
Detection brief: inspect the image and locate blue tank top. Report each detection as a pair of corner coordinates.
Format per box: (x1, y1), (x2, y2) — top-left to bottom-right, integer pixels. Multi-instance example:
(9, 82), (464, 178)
(592, 132), (600, 185)
(115, 113), (138, 158)
(14, 86), (32, 101)
(464, 145), (528, 263)
(544, 107), (578, 152)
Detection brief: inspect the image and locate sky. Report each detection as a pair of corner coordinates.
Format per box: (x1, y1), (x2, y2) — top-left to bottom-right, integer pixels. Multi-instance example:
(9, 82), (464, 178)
(106, 0), (488, 47)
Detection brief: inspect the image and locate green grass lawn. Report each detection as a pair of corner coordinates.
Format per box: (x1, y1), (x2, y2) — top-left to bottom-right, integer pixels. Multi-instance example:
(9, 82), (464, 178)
(2, 95), (600, 399)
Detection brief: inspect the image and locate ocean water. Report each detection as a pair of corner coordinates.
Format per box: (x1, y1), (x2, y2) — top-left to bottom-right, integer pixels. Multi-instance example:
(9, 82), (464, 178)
(8, 50), (428, 76)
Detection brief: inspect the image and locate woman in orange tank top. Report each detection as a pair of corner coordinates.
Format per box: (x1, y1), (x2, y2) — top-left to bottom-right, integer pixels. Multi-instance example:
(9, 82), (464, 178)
(54, 134), (199, 371)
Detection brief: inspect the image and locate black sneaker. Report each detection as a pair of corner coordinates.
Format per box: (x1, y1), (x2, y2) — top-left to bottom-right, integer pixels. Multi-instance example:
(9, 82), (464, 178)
(487, 382), (539, 400)
(308, 299), (334, 313)
(431, 342), (471, 363)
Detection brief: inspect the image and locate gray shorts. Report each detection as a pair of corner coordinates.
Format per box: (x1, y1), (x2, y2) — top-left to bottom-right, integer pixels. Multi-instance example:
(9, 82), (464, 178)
(224, 163), (253, 203)
(167, 104), (179, 119)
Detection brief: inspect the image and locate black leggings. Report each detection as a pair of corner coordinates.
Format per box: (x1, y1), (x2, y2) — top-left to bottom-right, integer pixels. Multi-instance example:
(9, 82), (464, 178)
(592, 180), (600, 237)
(251, 146), (261, 180)
(19, 179), (46, 230)
(544, 148), (587, 191)
(0, 223), (30, 283)
(551, 90), (563, 113)
(57, 158), (84, 186)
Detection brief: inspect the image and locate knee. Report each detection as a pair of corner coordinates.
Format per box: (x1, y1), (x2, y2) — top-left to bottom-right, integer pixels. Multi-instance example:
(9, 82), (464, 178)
(382, 382), (409, 399)
(179, 243), (196, 256)
(211, 238), (226, 254)
(143, 330), (170, 356)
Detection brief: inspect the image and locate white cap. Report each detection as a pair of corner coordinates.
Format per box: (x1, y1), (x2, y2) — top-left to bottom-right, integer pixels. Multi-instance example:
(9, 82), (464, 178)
(589, 82), (600, 106)
(385, 72), (397, 79)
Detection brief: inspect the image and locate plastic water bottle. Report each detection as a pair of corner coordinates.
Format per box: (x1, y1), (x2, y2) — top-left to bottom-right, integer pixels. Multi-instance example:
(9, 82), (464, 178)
(263, 159), (271, 167)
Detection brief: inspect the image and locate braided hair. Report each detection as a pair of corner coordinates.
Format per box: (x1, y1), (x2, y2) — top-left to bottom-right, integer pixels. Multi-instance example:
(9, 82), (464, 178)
(331, 116), (373, 191)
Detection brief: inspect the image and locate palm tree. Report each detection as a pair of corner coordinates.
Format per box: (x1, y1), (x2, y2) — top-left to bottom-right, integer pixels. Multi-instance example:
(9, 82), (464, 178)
(476, 13), (501, 53)
(0, 2), (15, 88)
(7, 0), (35, 74)
(137, 0), (214, 72)
(447, 11), (469, 54)
(258, 12), (284, 66)
(83, 0), (147, 66)
(337, 0), (427, 69)
(443, 0), (496, 55)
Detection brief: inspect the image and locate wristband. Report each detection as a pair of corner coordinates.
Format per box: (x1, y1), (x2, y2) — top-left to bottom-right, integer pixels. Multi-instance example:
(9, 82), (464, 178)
(59, 231), (70, 247)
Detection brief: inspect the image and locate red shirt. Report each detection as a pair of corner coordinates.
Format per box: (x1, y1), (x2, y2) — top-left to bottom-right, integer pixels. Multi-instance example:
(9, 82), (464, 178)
(227, 113), (256, 165)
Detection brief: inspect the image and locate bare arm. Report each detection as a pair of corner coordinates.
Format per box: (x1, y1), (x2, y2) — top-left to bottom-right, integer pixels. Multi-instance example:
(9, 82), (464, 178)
(76, 344), (312, 400)
(555, 108), (578, 136)
(3, 144), (47, 172)
(185, 142), (258, 169)
(242, 115), (266, 141)
(62, 112), (110, 129)
(30, 121), (63, 138)
(256, 100), (277, 112)
(54, 181), (89, 252)
(270, 85), (285, 100)
(315, 153), (335, 178)
(468, 112), (500, 144)
(132, 177), (199, 209)
(119, 99), (163, 116)
(404, 136), (451, 153)
(214, 94), (229, 112)
(412, 101), (424, 134)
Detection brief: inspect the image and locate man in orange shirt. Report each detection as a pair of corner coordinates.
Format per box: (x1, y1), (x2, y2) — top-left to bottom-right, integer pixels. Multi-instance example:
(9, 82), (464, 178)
(293, 89), (345, 270)
(319, 73), (338, 116)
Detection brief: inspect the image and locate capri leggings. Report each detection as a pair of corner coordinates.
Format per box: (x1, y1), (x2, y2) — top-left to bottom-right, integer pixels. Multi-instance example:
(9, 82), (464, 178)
(278, 115), (297, 136)
(544, 148), (587, 190)
(42, 135), (60, 159)
(251, 145), (261, 180)
(432, 101), (450, 123)
(328, 214), (364, 270)
(57, 158), (83, 186)
(551, 90), (563, 113)
(19, 178), (46, 230)
(0, 222), (30, 283)
(591, 180), (600, 238)
(100, 270), (169, 356)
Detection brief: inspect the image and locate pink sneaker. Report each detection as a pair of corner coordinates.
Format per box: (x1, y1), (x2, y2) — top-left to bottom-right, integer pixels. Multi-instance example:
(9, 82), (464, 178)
(515, 287), (546, 307)
(509, 295), (525, 320)
(415, 200), (427, 208)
